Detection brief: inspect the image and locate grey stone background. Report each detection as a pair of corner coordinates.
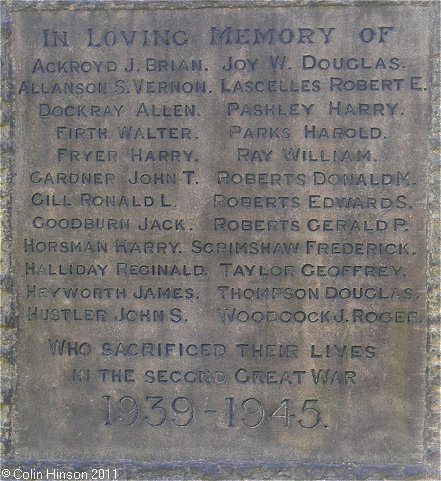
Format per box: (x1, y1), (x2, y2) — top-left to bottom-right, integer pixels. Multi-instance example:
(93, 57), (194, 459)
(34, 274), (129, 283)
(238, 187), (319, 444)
(1, 0), (439, 479)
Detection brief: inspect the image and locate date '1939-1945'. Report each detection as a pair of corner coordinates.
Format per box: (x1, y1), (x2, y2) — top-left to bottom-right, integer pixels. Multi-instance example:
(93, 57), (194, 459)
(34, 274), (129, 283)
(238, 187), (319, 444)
(103, 395), (324, 429)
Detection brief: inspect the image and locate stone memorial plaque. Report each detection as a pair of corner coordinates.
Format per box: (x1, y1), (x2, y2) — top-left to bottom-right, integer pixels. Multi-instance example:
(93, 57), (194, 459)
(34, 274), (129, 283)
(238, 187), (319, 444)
(1, 0), (439, 479)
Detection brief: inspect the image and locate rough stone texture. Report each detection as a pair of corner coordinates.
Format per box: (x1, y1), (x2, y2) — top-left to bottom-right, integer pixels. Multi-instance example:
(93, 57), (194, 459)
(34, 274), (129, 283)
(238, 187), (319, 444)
(1, 0), (440, 479)
(425, 2), (440, 467)
(1, 0), (16, 459)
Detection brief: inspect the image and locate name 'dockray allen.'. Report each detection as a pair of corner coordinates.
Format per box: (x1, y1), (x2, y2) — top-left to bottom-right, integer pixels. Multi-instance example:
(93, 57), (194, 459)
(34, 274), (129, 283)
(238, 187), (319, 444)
(35, 103), (198, 118)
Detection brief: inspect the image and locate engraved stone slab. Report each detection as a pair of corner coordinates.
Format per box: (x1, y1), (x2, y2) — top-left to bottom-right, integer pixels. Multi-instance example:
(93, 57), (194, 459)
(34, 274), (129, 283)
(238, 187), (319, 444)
(3, 1), (439, 478)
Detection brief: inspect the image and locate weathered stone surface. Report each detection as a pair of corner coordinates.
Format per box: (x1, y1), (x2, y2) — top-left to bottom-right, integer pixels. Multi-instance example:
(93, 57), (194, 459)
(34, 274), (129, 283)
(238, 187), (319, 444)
(1, 1), (439, 479)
